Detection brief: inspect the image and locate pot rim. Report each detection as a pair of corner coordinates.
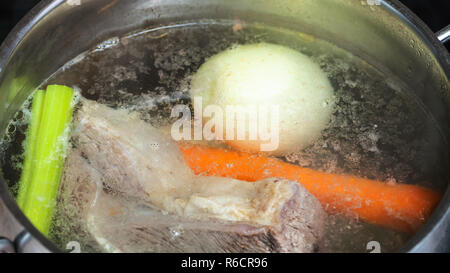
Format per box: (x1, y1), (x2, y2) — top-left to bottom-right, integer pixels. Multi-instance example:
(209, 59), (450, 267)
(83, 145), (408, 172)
(0, 0), (448, 253)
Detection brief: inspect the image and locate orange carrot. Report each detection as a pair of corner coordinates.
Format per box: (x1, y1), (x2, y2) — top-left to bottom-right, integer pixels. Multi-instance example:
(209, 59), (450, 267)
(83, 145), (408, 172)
(178, 143), (442, 234)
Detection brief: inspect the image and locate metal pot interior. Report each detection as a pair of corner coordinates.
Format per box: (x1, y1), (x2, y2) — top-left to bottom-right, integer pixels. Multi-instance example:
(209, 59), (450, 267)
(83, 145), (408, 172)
(0, 0), (449, 252)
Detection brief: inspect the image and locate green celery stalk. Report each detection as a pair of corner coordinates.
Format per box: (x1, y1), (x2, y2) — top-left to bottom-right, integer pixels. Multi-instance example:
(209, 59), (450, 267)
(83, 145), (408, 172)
(20, 85), (75, 236)
(16, 90), (45, 209)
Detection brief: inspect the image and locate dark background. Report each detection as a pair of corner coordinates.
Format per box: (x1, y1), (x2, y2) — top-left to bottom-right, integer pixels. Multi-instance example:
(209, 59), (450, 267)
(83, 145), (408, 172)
(0, 0), (449, 47)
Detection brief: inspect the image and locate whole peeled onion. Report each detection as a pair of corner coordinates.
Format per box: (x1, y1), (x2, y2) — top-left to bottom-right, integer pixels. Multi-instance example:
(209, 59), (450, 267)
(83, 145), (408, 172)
(190, 43), (335, 155)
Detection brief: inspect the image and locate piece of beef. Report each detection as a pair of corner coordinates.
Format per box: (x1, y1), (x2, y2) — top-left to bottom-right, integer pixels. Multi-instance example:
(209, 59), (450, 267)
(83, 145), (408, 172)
(60, 99), (326, 252)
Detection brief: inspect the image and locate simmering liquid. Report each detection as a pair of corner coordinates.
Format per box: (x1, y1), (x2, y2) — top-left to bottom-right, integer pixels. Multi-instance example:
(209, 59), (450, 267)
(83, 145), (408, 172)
(1, 20), (448, 253)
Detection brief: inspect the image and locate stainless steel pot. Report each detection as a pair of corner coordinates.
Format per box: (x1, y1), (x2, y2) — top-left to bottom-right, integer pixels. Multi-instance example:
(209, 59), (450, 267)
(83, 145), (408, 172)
(0, 0), (449, 253)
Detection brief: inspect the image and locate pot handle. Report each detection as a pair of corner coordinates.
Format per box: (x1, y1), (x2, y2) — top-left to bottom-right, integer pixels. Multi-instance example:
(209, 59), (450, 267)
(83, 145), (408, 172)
(437, 24), (450, 43)
(0, 230), (31, 253)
